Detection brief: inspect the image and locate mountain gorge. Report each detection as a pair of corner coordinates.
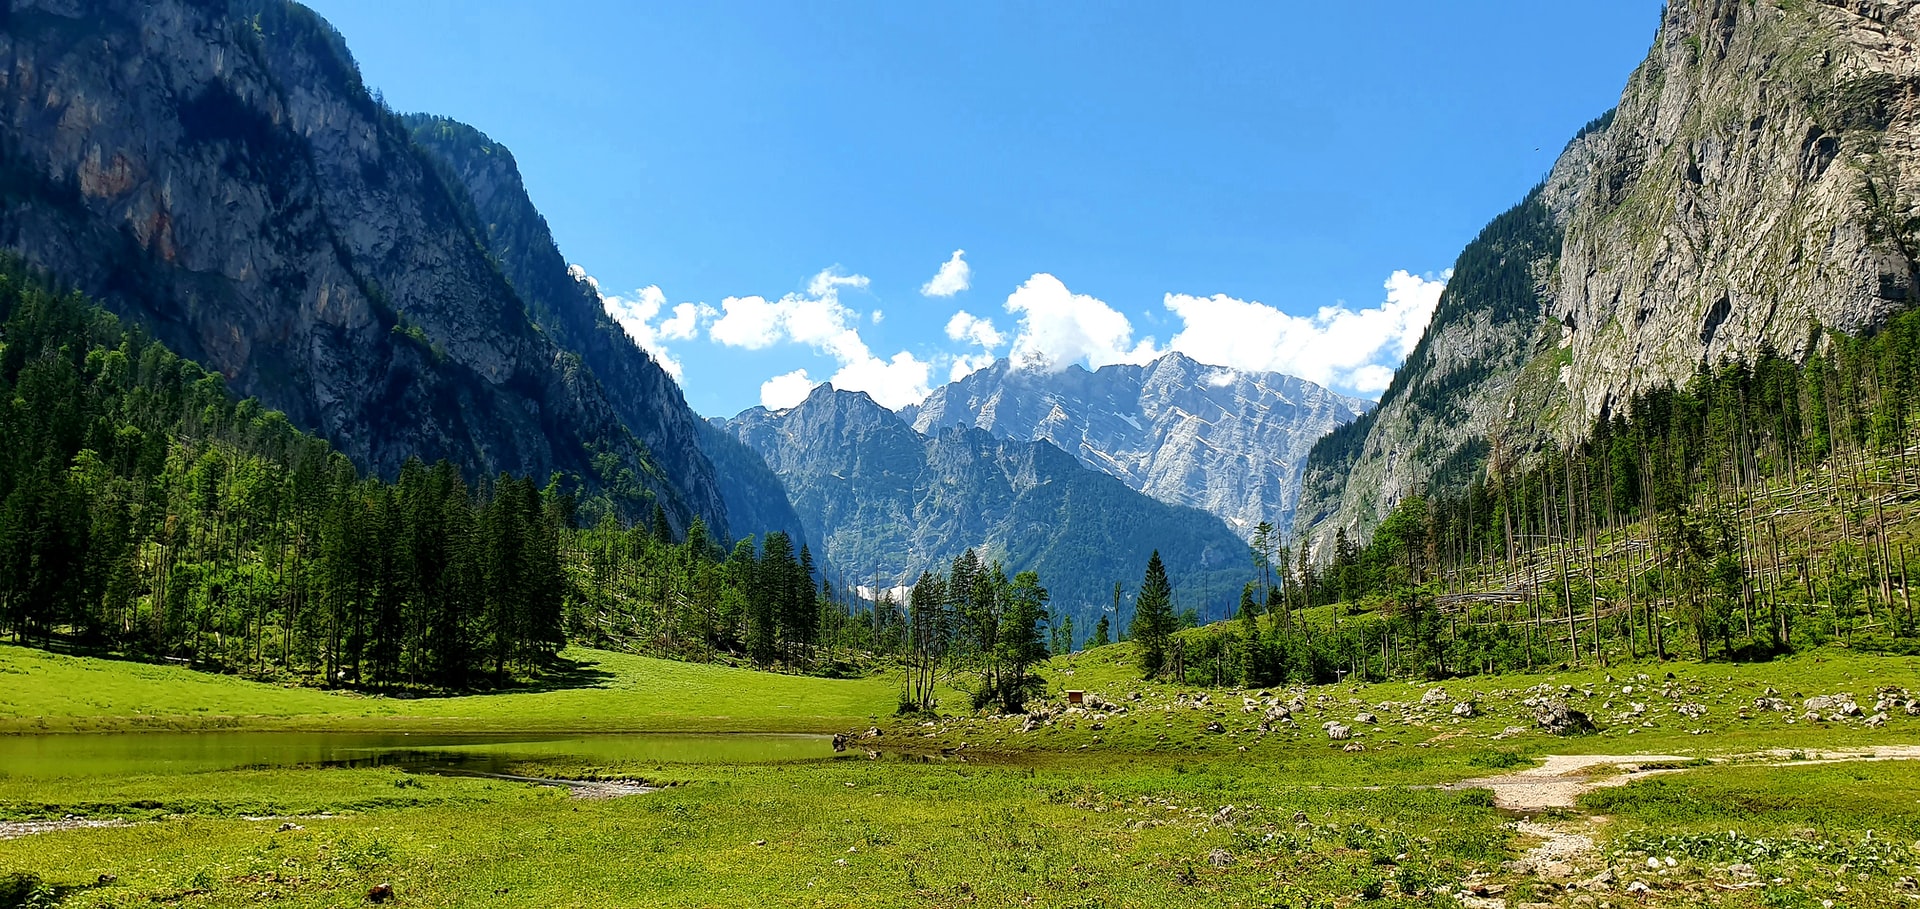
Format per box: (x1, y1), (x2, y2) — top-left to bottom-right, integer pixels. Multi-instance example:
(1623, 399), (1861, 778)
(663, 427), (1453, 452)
(727, 384), (1249, 630)
(1300, 0), (1920, 547)
(0, 0), (731, 533)
(904, 353), (1369, 539)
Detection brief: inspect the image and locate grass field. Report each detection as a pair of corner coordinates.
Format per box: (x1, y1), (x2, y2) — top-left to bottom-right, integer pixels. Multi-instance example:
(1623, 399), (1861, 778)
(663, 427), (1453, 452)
(4, 644), (1920, 907)
(0, 644), (898, 733)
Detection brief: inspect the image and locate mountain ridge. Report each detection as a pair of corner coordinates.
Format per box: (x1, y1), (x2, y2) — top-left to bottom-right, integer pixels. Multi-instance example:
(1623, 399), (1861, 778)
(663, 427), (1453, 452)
(903, 351), (1370, 540)
(0, 0), (731, 534)
(727, 382), (1249, 629)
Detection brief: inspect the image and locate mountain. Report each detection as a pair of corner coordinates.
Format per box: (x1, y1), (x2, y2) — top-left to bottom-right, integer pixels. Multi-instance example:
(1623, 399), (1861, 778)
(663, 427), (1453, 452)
(726, 384), (1249, 630)
(695, 418), (812, 552)
(1300, 0), (1919, 548)
(403, 114), (734, 535)
(903, 353), (1370, 539)
(0, 0), (727, 534)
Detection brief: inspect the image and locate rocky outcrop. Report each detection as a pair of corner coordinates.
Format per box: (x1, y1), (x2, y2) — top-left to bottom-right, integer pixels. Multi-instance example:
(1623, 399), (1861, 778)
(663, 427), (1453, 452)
(728, 384), (1249, 629)
(0, 0), (721, 531)
(1551, 0), (1919, 423)
(905, 353), (1368, 540)
(1300, 0), (1919, 548)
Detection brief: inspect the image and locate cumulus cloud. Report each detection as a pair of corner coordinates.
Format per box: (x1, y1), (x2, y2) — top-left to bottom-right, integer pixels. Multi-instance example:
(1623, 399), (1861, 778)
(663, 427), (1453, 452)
(576, 264), (703, 381)
(1004, 274), (1160, 373)
(948, 352), (998, 382)
(711, 267), (933, 411)
(944, 311), (1004, 349)
(658, 302), (710, 342)
(759, 369), (818, 410)
(988, 269), (1447, 397)
(1159, 269), (1448, 395)
(920, 249), (971, 298)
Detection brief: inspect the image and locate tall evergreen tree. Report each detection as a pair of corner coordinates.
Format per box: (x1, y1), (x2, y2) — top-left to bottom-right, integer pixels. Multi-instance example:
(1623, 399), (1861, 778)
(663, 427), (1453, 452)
(1130, 550), (1176, 675)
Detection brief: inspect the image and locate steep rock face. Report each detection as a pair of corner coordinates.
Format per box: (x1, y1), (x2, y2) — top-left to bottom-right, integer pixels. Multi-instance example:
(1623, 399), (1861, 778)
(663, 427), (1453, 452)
(1300, 0), (1919, 549)
(904, 353), (1368, 538)
(0, 0), (716, 530)
(729, 385), (1248, 628)
(1552, 0), (1919, 421)
(1294, 174), (1578, 549)
(404, 115), (732, 536)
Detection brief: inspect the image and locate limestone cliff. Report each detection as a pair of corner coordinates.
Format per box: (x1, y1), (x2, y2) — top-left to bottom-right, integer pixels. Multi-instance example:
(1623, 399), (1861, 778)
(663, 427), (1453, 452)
(0, 0), (728, 532)
(1299, 0), (1919, 549)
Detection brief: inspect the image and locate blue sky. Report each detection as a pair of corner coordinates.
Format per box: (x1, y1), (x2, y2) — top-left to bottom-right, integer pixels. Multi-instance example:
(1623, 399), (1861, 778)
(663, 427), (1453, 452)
(304, 1), (1664, 417)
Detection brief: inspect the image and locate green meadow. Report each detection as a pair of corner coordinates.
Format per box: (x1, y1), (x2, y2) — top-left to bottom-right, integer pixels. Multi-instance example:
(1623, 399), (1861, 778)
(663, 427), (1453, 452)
(3, 644), (1920, 908)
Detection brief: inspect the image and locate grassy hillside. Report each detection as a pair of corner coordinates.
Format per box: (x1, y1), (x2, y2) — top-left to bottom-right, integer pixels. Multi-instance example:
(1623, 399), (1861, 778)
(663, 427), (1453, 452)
(0, 645), (897, 733)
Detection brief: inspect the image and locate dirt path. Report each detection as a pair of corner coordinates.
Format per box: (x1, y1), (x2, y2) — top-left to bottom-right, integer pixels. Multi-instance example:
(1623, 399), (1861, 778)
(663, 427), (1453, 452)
(1449, 754), (1693, 811)
(1453, 744), (1920, 813)
(0, 818), (129, 839)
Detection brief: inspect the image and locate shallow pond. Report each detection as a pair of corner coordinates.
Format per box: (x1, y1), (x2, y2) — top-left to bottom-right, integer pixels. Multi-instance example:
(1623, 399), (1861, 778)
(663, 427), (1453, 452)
(0, 731), (839, 779)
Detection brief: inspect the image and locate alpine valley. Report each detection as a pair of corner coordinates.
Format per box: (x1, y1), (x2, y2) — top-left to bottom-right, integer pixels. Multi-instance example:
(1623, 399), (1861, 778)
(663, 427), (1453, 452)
(3, 4), (1920, 909)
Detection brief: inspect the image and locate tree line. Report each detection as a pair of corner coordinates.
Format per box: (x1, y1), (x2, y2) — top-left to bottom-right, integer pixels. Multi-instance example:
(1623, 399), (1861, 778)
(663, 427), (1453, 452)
(0, 264), (1052, 691)
(1137, 309), (1920, 687)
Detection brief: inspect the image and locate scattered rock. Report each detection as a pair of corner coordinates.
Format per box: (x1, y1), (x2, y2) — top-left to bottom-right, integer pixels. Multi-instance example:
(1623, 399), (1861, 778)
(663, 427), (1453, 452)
(1453, 701), (1477, 718)
(1804, 694), (1861, 718)
(1327, 723), (1353, 741)
(1205, 721), (1226, 734)
(1535, 702), (1597, 736)
(1355, 712), (1378, 725)
(1342, 742), (1365, 753)
(1423, 687), (1450, 705)
(277, 822), (303, 832)
(1208, 848), (1234, 868)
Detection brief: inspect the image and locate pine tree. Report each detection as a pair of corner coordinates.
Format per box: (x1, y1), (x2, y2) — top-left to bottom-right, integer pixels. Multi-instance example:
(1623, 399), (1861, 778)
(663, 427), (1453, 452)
(1130, 550), (1176, 675)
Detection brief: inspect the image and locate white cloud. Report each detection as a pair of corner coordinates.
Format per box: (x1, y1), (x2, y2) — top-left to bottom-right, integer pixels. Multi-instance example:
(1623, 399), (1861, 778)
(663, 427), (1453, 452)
(1003, 273), (1159, 373)
(760, 369), (818, 410)
(920, 249), (971, 298)
(1158, 269), (1448, 395)
(658, 302), (710, 342)
(948, 352), (998, 382)
(576, 264), (697, 381)
(829, 352), (933, 409)
(944, 310), (1004, 349)
(808, 267), (870, 298)
(711, 266), (933, 411)
(1345, 364), (1397, 395)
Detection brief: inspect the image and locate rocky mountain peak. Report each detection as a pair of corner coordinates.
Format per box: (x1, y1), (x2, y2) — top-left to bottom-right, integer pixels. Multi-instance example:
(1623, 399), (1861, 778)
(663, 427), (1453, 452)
(907, 351), (1369, 539)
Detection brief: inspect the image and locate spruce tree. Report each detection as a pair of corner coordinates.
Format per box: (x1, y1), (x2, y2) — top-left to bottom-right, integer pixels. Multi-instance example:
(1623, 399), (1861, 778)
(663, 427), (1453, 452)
(1130, 550), (1175, 675)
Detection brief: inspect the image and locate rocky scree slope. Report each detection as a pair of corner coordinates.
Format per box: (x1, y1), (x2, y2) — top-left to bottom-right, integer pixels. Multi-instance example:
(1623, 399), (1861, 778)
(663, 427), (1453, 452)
(727, 384), (1249, 629)
(0, 0), (725, 532)
(1300, 0), (1920, 549)
(903, 353), (1369, 541)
